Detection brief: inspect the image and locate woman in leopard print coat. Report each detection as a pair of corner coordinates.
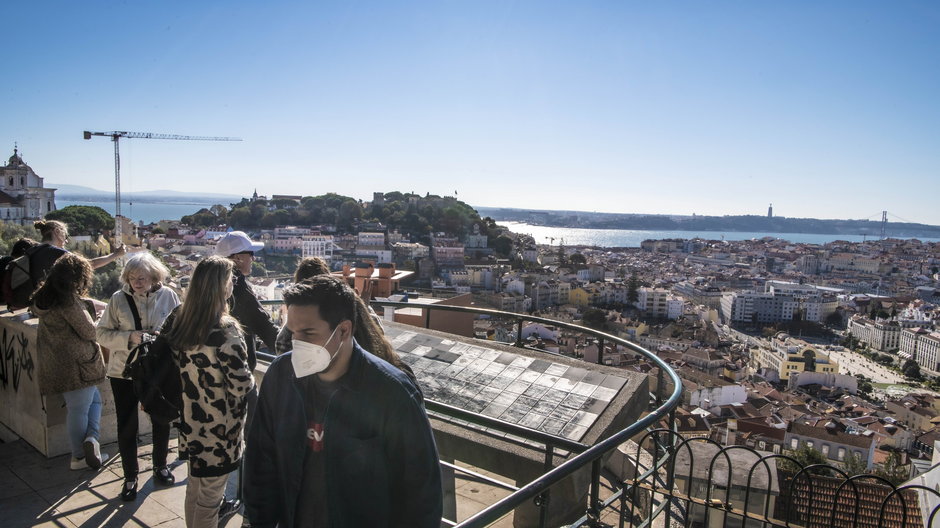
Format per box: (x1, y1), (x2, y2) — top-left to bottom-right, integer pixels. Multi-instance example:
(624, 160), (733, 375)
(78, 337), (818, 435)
(168, 256), (254, 528)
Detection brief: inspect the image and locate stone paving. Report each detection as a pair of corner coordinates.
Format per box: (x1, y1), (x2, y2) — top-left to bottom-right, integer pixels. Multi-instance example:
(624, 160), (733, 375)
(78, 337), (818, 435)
(0, 433), (242, 528)
(0, 432), (520, 528)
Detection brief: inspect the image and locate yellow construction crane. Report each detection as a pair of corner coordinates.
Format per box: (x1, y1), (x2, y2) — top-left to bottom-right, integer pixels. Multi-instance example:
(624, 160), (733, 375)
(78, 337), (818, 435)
(82, 130), (241, 239)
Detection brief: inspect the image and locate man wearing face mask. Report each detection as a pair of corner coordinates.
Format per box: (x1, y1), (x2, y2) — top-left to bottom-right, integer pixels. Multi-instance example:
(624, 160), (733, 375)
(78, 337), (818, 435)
(243, 276), (443, 528)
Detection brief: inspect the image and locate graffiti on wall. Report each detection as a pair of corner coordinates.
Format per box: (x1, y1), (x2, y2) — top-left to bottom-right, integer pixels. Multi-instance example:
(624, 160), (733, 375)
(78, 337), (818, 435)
(0, 327), (33, 392)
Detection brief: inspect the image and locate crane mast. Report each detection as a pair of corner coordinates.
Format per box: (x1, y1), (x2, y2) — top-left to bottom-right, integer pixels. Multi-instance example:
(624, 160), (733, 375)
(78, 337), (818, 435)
(83, 130), (241, 240)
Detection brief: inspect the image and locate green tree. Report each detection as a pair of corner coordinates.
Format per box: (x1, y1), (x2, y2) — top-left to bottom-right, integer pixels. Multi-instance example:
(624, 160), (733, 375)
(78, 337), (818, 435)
(780, 445), (832, 476)
(873, 451), (908, 486)
(627, 272), (640, 306)
(841, 452), (869, 477)
(338, 199), (363, 231)
(581, 308), (608, 331)
(903, 359), (922, 380)
(0, 222), (40, 254)
(493, 235), (513, 258)
(87, 261), (122, 300)
(569, 253), (586, 266)
(228, 208), (252, 228)
(181, 208), (219, 228)
(209, 204), (229, 220)
(46, 205), (114, 235)
(825, 311), (843, 327)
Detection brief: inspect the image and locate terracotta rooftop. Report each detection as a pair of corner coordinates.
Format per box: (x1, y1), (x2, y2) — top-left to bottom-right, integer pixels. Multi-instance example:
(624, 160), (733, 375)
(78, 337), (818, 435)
(788, 421), (875, 450)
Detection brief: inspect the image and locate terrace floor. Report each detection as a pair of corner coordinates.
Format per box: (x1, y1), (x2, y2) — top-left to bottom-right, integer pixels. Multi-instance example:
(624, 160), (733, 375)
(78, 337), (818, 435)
(0, 431), (522, 528)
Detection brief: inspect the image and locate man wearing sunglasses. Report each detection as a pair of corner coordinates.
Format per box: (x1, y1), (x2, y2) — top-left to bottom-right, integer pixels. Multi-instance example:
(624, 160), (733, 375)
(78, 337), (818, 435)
(216, 231), (278, 373)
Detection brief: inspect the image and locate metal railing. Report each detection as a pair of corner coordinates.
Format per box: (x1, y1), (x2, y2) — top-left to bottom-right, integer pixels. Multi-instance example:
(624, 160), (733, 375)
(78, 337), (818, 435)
(257, 299), (940, 527)
(260, 299), (684, 527)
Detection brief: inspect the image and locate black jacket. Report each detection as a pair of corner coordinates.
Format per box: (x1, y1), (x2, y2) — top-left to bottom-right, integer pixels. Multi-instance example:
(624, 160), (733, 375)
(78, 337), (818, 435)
(244, 343), (443, 528)
(229, 268), (277, 370)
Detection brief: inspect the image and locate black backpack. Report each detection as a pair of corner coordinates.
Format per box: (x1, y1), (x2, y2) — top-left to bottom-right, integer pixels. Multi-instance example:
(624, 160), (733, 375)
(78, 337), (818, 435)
(2, 248), (38, 310)
(121, 296), (182, 425)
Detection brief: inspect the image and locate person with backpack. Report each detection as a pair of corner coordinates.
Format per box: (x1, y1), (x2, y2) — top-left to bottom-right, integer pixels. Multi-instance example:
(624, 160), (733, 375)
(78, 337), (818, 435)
(32, 220), (128, 280)
(31, 253), (110, 471)
(95, 252), (181, 501)
(167, 256), (254, 528)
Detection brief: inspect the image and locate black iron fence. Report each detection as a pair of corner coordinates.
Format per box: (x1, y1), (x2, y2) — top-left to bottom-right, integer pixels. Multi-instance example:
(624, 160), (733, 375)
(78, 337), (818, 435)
(258, 299), (940, 527)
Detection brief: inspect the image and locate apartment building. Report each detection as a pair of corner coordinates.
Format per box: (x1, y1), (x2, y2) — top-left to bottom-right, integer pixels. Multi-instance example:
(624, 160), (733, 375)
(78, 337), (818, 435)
(785, 422), (876, 469)
(752, 336), (839, 381)
(637, 287), (684, 319)
(301, 235), (336, 261)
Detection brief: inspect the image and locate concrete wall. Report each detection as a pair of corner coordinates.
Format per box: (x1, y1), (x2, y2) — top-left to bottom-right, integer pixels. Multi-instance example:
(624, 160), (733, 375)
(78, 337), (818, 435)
(0, 310), (144, 458)
(393, 293), (476, 338)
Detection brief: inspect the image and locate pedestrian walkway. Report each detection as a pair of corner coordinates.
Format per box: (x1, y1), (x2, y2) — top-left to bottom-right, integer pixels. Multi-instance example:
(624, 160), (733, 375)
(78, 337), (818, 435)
(0, 432), (244, 528)
(0, 430), (517, 527)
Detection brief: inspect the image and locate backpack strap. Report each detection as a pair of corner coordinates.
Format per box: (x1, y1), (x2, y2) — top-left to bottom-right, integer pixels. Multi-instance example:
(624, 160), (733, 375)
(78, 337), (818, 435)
(124, 292), (143, 331)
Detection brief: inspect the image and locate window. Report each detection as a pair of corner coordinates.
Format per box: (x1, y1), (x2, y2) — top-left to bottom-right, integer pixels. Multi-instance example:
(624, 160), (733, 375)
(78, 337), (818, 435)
(822, 445), (830, 457)
(790, 438), (799, 449)
(838, 447), (846, 461)
(806, 441), (814, 449)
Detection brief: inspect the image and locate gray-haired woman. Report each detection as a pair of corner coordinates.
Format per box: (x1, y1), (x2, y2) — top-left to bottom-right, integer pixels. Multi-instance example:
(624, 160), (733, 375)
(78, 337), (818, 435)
(96, 252), (181, 501)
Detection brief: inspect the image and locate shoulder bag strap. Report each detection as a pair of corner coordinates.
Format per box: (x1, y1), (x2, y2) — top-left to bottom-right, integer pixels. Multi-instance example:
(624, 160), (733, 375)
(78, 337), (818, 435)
(124, 292), (143, 331)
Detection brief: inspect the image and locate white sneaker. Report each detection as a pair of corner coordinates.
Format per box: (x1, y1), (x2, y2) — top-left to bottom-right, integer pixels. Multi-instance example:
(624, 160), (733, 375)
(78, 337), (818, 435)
(70, 453), (109, 471)
(83, 437), (102, 469)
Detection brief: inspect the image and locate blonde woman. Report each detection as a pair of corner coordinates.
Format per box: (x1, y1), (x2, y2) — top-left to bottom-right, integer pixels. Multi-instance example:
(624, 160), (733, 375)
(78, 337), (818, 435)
(96, 252), (181, 501)
(32, 253), (110, 470)
(31, 219), (126, 282)
(168, 256), (254, 528)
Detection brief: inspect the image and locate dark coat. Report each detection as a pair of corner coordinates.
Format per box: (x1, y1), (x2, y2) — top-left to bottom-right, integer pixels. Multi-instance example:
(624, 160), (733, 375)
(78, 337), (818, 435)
(229, 269), (277, 370)
(244, 343), (443, 528)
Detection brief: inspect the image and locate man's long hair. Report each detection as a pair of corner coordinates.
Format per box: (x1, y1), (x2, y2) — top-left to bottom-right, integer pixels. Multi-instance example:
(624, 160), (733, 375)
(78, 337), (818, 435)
(283, 275), (401, 368)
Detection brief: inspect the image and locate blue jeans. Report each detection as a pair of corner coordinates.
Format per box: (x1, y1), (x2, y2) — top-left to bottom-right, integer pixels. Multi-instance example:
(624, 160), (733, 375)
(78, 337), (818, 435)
(62, 385), (102, 459)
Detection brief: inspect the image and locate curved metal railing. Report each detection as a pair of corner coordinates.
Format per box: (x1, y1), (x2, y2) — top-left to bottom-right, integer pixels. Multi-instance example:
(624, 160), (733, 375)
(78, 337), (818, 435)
(260, 299), (683, 526)
(255, 297), (940, 526)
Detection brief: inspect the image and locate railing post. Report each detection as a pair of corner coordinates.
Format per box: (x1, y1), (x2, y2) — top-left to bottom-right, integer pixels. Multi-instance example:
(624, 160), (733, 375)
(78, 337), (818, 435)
(537, 445), (554, 528)
(597, 337), (604, 365)
(587, 458), (602, 526)
(516, 317), (524, 348)
(425, 306), (432, 329)
(656, 367), (665, 409)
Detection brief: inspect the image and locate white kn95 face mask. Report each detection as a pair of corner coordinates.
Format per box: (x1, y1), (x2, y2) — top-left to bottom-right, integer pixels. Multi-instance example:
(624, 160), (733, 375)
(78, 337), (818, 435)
(291, 326), (340, 378)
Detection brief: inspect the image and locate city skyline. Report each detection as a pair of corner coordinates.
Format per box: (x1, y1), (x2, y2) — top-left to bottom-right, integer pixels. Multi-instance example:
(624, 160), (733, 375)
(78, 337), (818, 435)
(4, 2), (939, 224)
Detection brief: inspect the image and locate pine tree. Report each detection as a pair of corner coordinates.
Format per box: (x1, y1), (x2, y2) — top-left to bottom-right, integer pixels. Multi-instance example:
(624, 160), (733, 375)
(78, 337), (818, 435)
(627, 272), (640, 306)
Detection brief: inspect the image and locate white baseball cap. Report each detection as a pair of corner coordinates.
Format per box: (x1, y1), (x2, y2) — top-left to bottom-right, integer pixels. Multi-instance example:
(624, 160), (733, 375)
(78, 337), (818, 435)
(215, 231), (264, 256)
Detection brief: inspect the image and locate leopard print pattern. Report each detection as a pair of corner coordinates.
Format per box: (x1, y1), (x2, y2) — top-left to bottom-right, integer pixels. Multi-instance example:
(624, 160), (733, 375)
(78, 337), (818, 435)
(176, 324), (255, 477)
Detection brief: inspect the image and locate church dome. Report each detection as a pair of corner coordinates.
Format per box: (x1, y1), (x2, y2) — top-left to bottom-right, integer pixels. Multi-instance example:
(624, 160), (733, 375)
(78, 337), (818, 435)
(6, 147), (25, 167)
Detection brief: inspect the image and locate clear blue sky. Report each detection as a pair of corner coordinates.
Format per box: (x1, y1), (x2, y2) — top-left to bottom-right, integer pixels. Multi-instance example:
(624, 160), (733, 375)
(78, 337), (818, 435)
(4, 2), (939, 224)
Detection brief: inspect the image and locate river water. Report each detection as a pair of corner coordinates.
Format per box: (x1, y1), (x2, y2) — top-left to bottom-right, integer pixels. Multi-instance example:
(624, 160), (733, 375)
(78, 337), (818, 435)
(56, 200), (940, 247)
(57, 199), (217, 225)
(497, 221), (940, 248)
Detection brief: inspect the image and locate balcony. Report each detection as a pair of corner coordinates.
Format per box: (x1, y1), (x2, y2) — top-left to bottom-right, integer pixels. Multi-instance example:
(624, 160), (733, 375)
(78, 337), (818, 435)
(1, 303), (939, 527)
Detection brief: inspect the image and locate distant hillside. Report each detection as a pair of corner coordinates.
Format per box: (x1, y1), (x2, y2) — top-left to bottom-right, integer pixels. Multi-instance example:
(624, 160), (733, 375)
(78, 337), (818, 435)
(51, 183), (242, 203)
(476, 207), (940, 239)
